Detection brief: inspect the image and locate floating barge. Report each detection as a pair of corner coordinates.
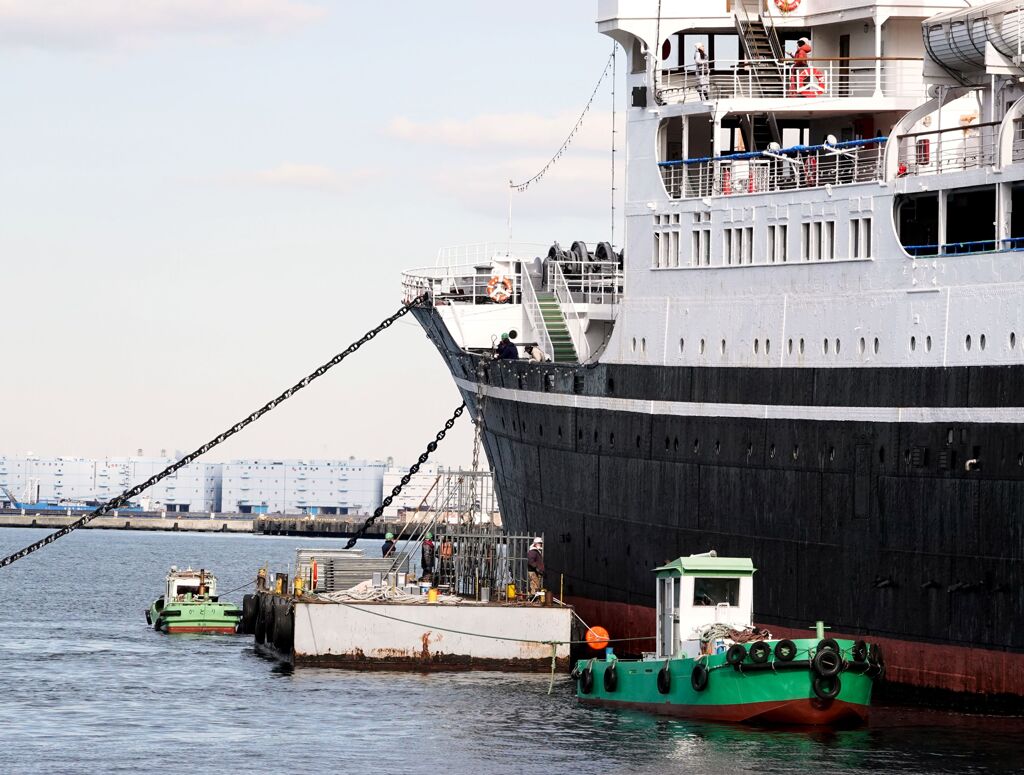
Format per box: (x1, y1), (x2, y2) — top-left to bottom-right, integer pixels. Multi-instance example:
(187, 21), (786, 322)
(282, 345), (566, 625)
(241, 530), (573, 671)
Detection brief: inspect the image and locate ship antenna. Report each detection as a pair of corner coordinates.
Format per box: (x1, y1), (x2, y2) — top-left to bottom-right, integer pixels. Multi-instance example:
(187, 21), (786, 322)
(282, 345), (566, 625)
(611, 39), (617, 247)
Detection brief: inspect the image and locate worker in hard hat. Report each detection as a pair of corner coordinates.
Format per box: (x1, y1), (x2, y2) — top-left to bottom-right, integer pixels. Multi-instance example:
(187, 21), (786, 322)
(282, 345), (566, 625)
(495, 332), (519, 360)
(527, 537), (545, 594)
(382, 532), (397, 558)
(421, 531), (436, 581)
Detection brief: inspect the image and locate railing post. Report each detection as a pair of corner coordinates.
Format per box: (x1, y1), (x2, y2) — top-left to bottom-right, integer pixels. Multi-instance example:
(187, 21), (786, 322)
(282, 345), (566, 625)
(874, 24), (883, 98)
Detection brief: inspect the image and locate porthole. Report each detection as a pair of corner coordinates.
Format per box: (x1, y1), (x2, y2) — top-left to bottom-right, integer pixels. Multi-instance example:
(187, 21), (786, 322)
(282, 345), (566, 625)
(788, 338), (794, 355)
(829, 447), (836, 461)
(558, 426), (563, 439)
(594, 430), (598, 443)
(539, 425), (544, 436)
(673, 437), (679, 452)
(693, 439), (700, 453)
(754, 339), (760, 354)
(835, 338), (841, 354)
(878, 446), (886, 465)
(1011, 332), (1017, 349)
(699, 339), (706, 355)
(792, 444), (800, 460)
(609, 432), (615, 446)
(720, 338), (726, 355)
(965, 334), (972, 351)
(980, 334), (987, 351)
(501, 417), (506, 429)
(799, 338), (805, 355)
(607, 377), (615, 393)
(578, 429), (583, 440)
(769, 444), (776, 459)
(1018, 453), (1023, 467)
(910, 336), (917, 352)
(641, 337), (647, 353)
(714, 441), (721, 455)
(631, 337), (637, 352)
(679, 338), (685, 353)
(635, 434), (641, 449)
(858, 337), (866, 355)
(823, 338), (830, 355)
(665, 436), (670, 451)
(765, 339), (771, 355)
(873, 337), (880, 355)
(926, 335), (933, 352)
(946, 428), (954, 445)
(746, 443), (753, 457)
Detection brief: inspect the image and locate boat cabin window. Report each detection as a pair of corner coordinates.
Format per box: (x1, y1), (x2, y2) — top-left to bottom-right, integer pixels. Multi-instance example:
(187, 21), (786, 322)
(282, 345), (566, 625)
(693, 577), (739, 606)
(172, 583), (202, 597)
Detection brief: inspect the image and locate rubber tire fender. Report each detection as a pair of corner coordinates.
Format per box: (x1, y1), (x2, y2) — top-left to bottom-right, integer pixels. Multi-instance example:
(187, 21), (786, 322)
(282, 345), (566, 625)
(851, 640), (868, 664)
(812, 647), (843, 678)
(690, 662), (709, 692)
(749, 641), (771, 664)
(812, 674), (842, 700)
(657, 665), (672, 695)
(817, 637), (840, 653)
(603, 662), (618, 693)
(580, 665), (594, 695)
(774, 639), (797, 662)
(726, 643), (747, 667)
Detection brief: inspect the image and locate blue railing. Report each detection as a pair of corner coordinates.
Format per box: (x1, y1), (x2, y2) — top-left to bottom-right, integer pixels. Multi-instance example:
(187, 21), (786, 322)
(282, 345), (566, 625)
(657, 136), (887, 168)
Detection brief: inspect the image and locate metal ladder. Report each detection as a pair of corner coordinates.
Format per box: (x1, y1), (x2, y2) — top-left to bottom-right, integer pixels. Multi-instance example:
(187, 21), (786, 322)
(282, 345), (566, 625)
(734, 1), (783, 150)
(535, 291), (578, 363)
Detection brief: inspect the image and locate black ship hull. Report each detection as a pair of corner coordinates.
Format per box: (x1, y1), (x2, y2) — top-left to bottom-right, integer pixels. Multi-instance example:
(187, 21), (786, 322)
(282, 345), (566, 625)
(414, 307), (1024, 706)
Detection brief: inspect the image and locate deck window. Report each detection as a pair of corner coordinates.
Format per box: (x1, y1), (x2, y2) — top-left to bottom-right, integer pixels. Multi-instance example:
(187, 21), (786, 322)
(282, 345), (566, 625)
(693, 576), (739, 606)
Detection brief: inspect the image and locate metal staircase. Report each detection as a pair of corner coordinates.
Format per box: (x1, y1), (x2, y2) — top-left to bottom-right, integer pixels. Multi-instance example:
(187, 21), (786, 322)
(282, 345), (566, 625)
(734, 3), (783, 150)
(535, 291), (578, 362)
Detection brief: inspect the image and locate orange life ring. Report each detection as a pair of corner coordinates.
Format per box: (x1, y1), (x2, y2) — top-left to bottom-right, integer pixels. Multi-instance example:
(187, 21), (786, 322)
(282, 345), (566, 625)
(487, 275), (512, 303)
(774, 0), (801, 12)
(795, 67), (827, 97)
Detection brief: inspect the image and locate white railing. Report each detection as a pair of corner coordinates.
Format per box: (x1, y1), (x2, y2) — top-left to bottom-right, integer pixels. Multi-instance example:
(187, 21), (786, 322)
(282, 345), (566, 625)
(557, 260), (623, 305)
(520, 270), (555, 360)
(401, 262), (521, 306)
(1013, 118), (1024, 163)
(659, 139), (885, 200)
(547, 260), (587, 362)
(434, 242), (548, 269)
(895, 121), (1000, 176)
(657, 58), (925, 103)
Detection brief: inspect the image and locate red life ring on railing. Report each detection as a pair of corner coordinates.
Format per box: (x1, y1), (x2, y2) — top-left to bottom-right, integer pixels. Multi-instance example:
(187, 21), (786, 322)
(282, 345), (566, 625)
(775, 0), (801, 12)
(795, 67), (827, 97)
(487, 275), (512, 303)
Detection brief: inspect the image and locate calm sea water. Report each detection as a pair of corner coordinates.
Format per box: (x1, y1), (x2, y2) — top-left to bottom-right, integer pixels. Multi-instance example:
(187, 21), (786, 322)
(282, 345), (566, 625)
(0, 527), (1021, 775)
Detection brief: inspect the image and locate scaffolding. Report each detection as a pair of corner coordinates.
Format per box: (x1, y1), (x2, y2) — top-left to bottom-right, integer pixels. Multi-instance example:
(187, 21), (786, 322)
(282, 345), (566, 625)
(433, 524), (538, 599)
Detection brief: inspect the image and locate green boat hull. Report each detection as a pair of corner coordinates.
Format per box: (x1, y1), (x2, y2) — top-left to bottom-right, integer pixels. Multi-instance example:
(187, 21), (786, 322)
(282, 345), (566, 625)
(574, 638), (878, 726)
(147, 597), (242, 634)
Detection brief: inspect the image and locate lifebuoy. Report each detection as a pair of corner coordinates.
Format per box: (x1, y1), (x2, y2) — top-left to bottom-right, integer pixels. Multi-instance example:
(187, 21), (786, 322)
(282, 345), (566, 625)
(487, 275), (512, 303)
(812, 674), (842, 700)
(774, 639), (797, 662)
(726, 643), (747, 666)
(603, 662), (618, 692)
(691, 663), (709, 692)
(795, 66), (827, 97)
(749, 641), (771, 664)
(775, 0), (801, 12)
(657, 664), (672, 694)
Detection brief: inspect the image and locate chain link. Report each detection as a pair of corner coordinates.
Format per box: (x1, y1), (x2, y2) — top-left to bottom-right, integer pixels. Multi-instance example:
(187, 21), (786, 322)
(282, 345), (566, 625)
(344, 403), (465, 549)
(0, 295), (429, 570)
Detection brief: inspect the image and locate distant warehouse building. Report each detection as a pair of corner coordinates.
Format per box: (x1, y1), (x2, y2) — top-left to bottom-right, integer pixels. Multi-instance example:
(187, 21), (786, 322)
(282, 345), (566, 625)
(0, 456), (222, 512)
(220, 459), (387, 515)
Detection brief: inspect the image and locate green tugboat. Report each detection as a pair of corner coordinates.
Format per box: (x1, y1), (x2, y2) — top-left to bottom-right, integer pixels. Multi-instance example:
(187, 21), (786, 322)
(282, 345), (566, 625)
(146, 566), (242, 634)
(573, 553), (883, 726)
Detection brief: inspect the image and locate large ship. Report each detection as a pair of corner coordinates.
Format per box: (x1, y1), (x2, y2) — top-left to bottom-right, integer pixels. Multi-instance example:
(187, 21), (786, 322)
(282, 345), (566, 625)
(402, 0), (1024, 706)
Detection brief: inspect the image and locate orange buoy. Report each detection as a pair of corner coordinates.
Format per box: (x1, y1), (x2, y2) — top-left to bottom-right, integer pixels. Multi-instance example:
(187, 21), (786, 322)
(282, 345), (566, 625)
(585, 625), (610, 650)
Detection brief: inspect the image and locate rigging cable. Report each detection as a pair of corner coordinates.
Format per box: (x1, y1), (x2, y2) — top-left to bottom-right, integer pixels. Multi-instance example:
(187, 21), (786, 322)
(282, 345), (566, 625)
(611, 39), (618, 246)
(0, 295), (432, 569)
(509, 51), (616, 193)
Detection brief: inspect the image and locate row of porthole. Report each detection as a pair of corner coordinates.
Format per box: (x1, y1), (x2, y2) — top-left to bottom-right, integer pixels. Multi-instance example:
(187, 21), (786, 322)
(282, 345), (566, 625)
(670, 337), (883, 357)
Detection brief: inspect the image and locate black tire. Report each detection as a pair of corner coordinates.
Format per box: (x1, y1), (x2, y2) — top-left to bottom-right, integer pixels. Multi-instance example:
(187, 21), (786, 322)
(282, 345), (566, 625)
(657, 665), (672, 694)
(691, 663), (709, 692)
(869, 643), (886, 678)
(812, 674), (841, 700)
(851, 640), (868, 664)
(603, 663), (618, 693)
(580, 666), (594, 695)
(813, 647), (843, 678)
(774, 639), (797, 662)
(749, 641), (771, 664)
(726, 643), (747, 666)
(817, 637), (840, 654)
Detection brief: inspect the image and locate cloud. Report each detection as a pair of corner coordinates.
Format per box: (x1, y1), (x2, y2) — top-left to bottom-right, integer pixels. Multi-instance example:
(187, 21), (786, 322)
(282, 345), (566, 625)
(387, 111), (616, 154)
(0, 0), (326, 50)
(223, 163), (369, 193)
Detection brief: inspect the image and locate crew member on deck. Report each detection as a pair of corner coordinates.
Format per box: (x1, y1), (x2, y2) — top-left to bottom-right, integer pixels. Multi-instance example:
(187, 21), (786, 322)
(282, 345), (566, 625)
(527, 537), (545, 594)
(525, 344), (548, 362)
(382, 532), (397, 558)
(495, 332), (519, 360)
(421, 531), (436, 580)
(791, 37), (812, 68)
(694, 43), (710, 100)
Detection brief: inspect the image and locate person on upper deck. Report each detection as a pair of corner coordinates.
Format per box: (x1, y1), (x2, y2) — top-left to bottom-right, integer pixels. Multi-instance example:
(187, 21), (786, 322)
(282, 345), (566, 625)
(694, 43), (710, 101)
(527, 537), (545, 594)
(495, 332), (519, 360)
(791, 37), (812, 69)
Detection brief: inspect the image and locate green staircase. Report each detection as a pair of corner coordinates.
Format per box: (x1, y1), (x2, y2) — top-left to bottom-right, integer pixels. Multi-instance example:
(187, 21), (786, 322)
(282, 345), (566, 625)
(536, 291), (578, 362)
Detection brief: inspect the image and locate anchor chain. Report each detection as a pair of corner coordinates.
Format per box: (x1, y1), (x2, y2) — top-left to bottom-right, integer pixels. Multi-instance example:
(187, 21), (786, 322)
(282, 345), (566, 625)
(344, 403), (465, 548)
(467, 359), (487, 524)
(0, 294), (429, 569)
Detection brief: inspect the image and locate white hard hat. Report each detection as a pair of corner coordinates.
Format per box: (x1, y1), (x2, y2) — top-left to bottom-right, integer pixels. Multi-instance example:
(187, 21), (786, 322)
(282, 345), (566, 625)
(532, 537), (543, 545)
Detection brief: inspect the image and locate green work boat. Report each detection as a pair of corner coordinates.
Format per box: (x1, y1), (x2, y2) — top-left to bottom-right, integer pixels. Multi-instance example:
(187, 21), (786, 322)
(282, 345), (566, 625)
(146, 566), (242, 634)
(573, 553), (883, 726)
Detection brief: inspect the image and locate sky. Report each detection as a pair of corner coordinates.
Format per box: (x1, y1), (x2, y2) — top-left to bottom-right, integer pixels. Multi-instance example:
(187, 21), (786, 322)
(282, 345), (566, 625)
(0, 0), (625, 469)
